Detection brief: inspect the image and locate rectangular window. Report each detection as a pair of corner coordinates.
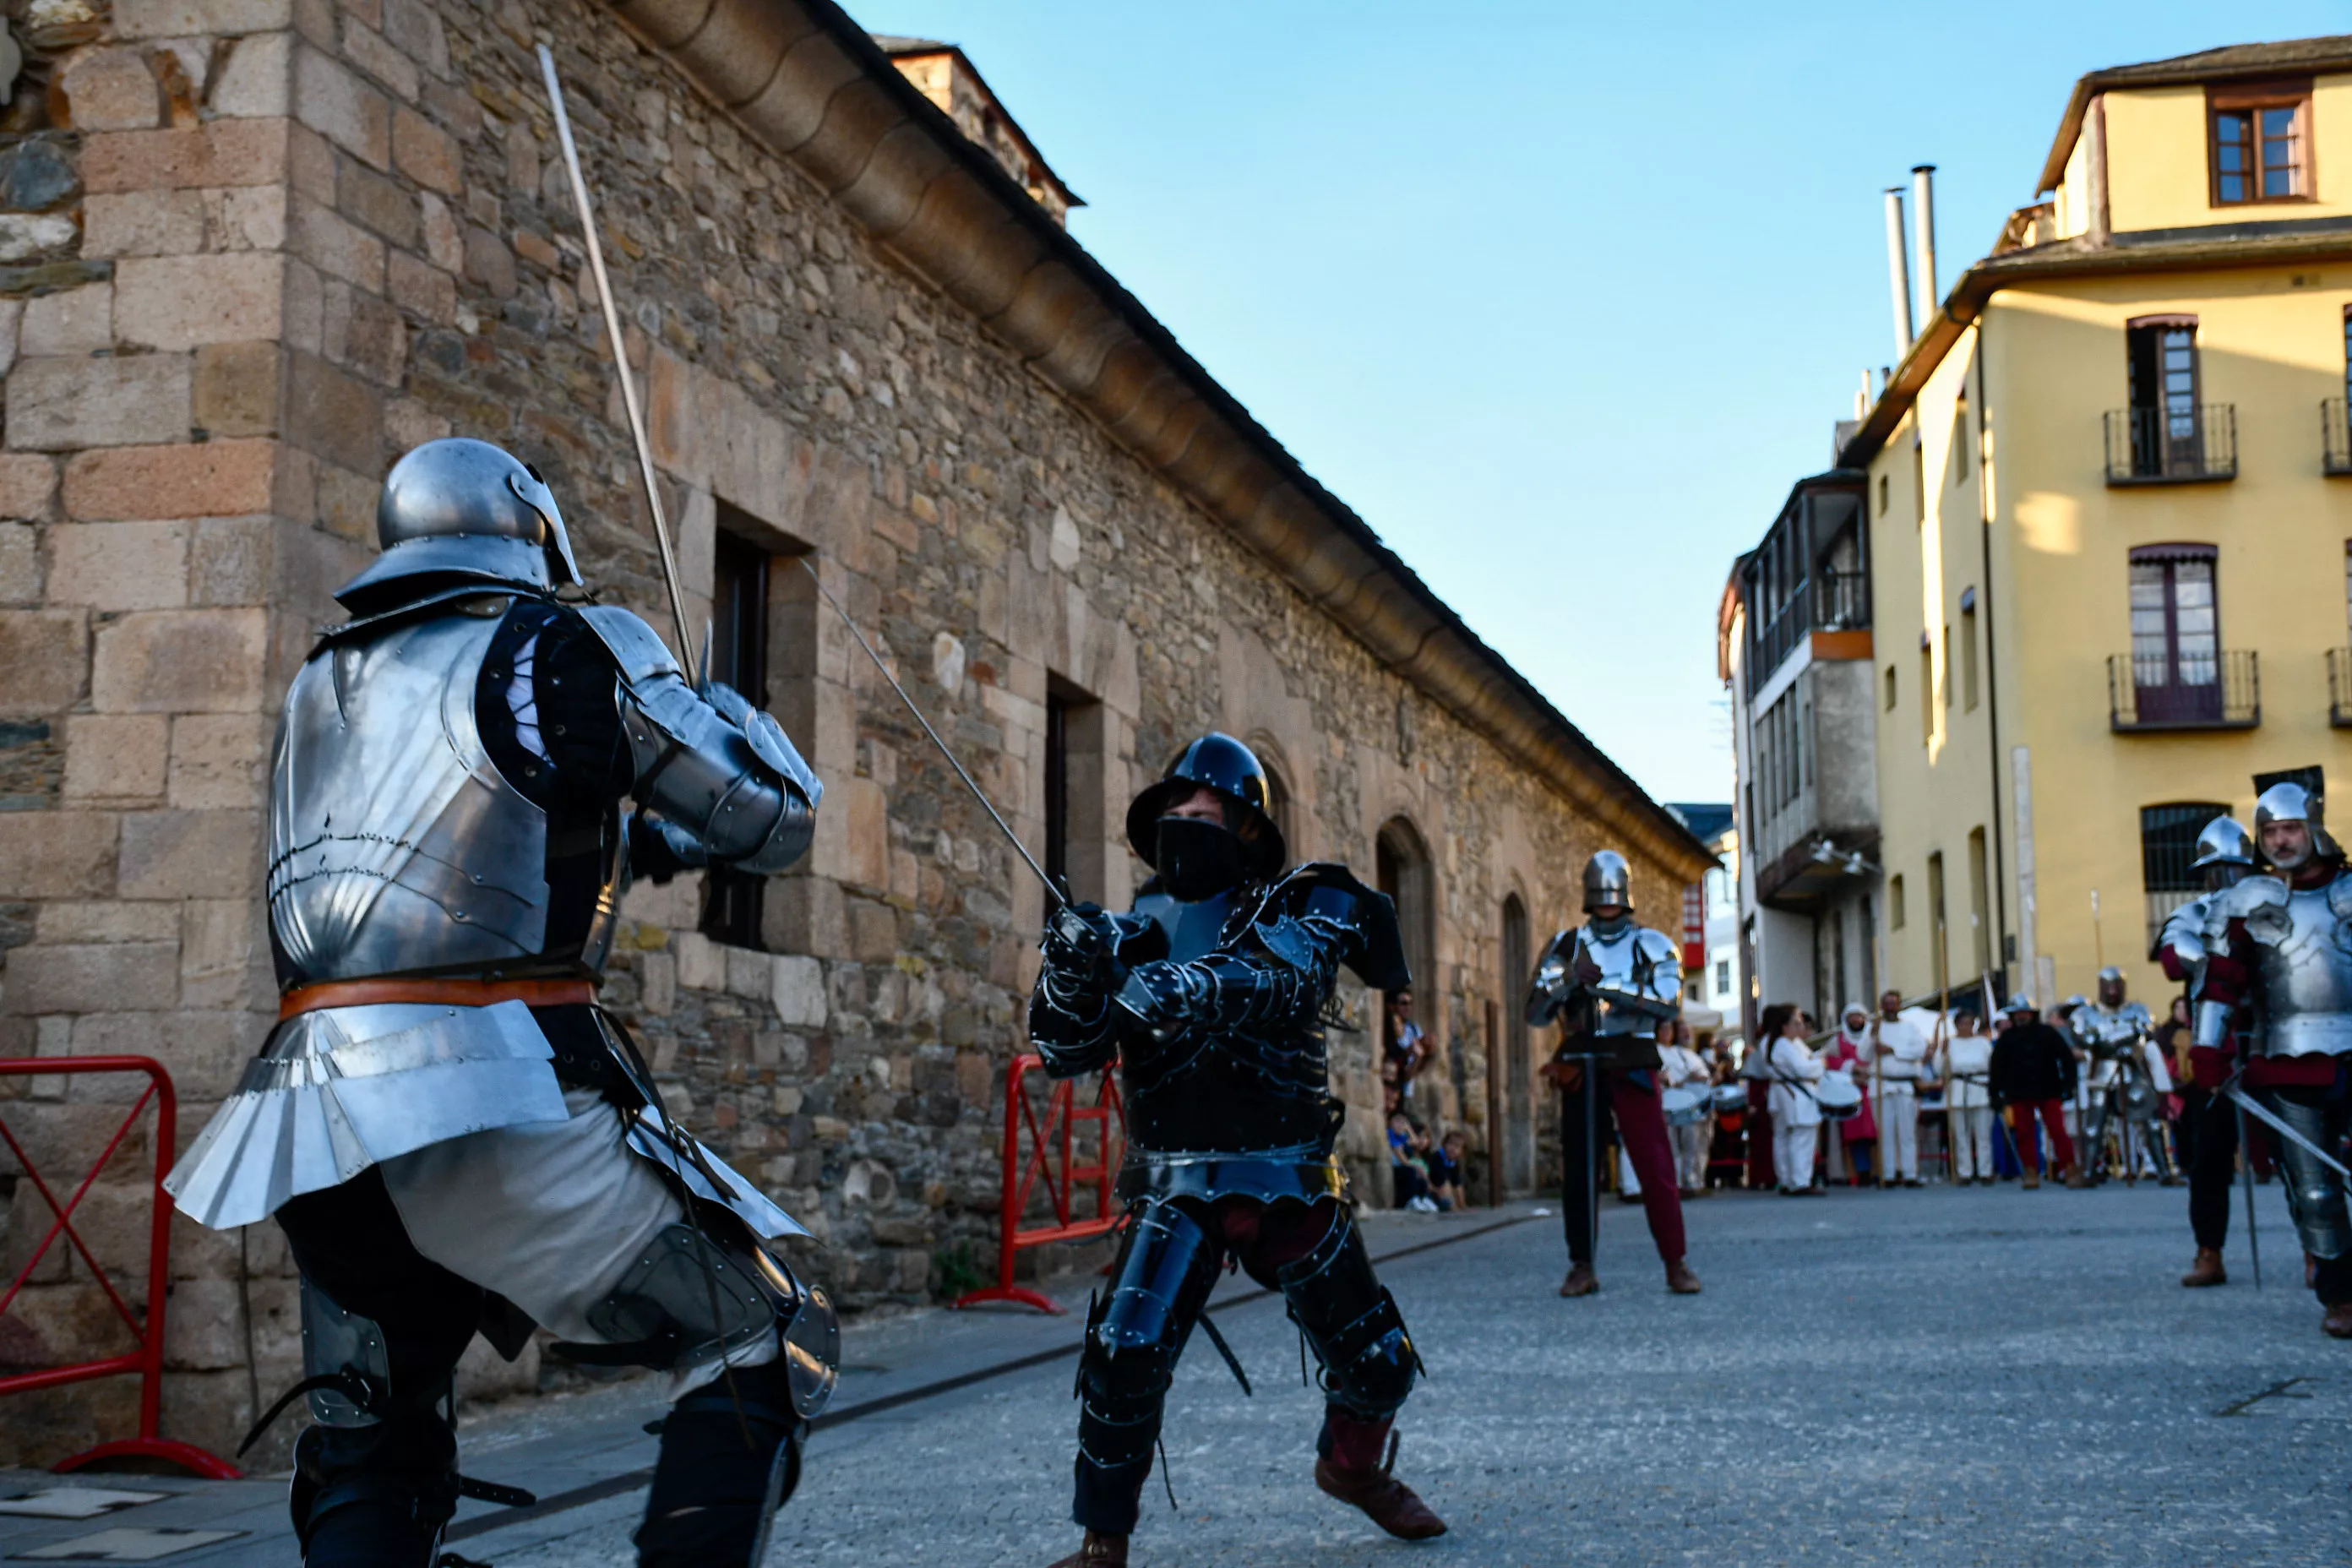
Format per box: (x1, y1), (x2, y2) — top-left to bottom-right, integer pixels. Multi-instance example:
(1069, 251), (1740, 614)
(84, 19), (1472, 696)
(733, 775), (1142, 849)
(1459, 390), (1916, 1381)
(700, 525), (773, 950)
(1961, 597), (1980, 710)
(1890, 874), (1906, 931)
(1941, 626), (1953, 710)
(1877, 474), (1889, 517)
(1043, 678), (1105, 903)
(1715, 959), (1732, 993)
(2126, 316), (2202, 477)
(2142, 800), (2229, 952)
(1926, 851), (1949, 990)
(2212, 80), (2311, 204)
(1884, 664), (1897, 711)
(1967, 827), (1990, 975)
(1919, 645), (1934, 744)
(1911, 438), (1926, 525)
(2129, 546), (2220, 724)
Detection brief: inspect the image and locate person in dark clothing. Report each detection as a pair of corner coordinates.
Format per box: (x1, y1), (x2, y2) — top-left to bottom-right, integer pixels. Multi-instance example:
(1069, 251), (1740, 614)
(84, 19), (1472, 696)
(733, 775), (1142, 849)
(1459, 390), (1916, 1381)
(1990, 998), (2082, 1190)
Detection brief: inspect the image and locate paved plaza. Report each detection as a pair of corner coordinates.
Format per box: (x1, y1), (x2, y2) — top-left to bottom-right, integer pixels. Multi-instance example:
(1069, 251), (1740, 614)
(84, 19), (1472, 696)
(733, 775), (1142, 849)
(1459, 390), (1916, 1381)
(3, 1182), (2347, 1565)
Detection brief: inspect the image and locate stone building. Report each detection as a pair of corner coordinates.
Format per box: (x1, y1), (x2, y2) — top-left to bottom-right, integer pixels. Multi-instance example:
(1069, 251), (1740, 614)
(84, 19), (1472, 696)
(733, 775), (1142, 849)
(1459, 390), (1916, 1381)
(0, 0), (1707, 1464)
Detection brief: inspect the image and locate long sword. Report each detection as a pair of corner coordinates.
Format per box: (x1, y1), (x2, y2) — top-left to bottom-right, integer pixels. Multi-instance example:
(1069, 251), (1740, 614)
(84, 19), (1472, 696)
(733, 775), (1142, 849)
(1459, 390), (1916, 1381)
(2235, 1092), (2262, 1291)
(795, 558), (1064, 912)
(2223, 1080), (2351, 1179)
(538, 45), (695, 662)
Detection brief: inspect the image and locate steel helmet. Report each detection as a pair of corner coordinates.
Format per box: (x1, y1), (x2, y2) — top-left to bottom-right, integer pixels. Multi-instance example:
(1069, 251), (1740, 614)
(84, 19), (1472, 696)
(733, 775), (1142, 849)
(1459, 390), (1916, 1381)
(2190, 814), (2254, 872)
(335, 438), (582, 608)
(1582, 850), (1632, 912)
(2253, 780), (2342, 870)
(1124, 732), (1285, 877)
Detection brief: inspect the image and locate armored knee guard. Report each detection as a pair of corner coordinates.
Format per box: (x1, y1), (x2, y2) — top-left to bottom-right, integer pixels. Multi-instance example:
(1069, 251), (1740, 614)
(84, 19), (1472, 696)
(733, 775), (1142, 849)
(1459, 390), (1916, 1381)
(1277, 1211), (1421, 1422)
(286, 1283), (458, 1567)
(1072, 1200), (1222, 1533)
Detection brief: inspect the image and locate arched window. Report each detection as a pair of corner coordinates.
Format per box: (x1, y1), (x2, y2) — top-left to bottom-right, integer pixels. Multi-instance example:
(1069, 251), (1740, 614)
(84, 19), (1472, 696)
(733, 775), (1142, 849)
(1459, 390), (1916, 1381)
(1376, 816), (1440, 1107)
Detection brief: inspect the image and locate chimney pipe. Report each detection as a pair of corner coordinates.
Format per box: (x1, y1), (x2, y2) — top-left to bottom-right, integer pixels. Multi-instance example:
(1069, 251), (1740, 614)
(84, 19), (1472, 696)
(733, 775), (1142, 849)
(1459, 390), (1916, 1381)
(1856, 371), (1871, 420)
(1884, 188), (1914, 360)
(1911, 164), (1939, 322)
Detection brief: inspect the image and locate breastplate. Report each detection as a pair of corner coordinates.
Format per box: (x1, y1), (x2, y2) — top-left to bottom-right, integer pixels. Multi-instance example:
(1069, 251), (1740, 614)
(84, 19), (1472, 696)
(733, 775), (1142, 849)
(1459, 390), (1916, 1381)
(2251, 883), (2352, 1057)
(1139, 888), (1233, 962)
(270, 613), (553, 983)
(1577, 923), (1655, 1037)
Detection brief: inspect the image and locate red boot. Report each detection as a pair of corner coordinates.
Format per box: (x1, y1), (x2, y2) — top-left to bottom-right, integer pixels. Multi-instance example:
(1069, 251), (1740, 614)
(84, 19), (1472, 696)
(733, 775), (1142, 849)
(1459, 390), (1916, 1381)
(1315, 1438), (1446, 1540)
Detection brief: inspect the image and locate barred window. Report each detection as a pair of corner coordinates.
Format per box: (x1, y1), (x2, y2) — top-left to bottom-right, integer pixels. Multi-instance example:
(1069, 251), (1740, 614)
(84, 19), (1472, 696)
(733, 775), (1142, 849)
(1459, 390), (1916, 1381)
(2142, 800), (2228, 953)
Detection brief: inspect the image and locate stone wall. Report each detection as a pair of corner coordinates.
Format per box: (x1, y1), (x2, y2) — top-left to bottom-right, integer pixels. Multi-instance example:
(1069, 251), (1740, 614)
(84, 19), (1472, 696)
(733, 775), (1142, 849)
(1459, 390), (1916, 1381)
(0, 0), (1697, 1466)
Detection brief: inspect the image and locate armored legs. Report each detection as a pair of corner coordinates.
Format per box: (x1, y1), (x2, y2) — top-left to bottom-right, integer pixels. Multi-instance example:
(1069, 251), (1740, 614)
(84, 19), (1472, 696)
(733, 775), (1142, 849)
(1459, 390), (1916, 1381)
(1070, 1196), (1424, 1539)
(2254, 1073), (2352, 1309)
(273, 1098), (826, 1567)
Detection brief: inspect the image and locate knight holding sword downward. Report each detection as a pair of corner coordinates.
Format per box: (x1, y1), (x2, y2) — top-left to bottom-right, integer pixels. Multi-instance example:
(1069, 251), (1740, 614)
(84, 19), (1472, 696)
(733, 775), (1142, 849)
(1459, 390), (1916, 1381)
(2197, 781), (2352, 1337)
(1526, 852), (1701, 1298)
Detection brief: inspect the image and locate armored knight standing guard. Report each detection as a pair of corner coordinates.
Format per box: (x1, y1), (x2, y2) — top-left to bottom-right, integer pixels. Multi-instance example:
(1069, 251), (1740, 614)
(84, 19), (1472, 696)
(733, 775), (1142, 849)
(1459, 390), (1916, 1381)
(2073, 966), (2176, 1184)
(2197, 781), (2352, 1337)
(2155, 814), (2254, 1288)
(1026, 734), (1446, 1568)
(166, 440), (840, 1566)
(1526, 852), (1701, 1298)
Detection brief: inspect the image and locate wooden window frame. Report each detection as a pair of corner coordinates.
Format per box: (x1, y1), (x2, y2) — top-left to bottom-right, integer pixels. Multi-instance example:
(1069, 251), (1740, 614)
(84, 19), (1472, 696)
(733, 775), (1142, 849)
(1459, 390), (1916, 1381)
(2208, 79), (2313, 207)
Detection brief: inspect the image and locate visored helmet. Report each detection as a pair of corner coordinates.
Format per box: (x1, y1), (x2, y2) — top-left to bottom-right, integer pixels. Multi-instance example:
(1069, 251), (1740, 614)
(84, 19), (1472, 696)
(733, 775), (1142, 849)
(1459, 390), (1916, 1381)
(1582, 850), (1632, 912)
(2253, 781), (2342, 871)
(2191, 814), (2254, 872)
(335, 438), (583, 609)
(1125, 732), (1285, 879)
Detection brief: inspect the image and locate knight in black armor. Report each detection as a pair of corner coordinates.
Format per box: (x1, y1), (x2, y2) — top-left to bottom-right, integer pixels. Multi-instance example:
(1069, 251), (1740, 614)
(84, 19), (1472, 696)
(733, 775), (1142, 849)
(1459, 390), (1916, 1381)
(2197, 781), (2352, 1337)
(1026, 734), (1446, 1568)
(166, 440), (839, 1566)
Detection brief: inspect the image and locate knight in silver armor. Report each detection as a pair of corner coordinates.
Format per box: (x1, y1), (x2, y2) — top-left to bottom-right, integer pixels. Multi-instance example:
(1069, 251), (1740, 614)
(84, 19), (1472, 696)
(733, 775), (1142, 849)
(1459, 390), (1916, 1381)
(2072, 966), (2175, 1184)
(2197, 781), (2352, 1336)
(1525, 851), (1700, 1299)
(164, 440), (837, 1565)
(2159, 814), (2253, 1287)
(1026, 733), (1445, 1567)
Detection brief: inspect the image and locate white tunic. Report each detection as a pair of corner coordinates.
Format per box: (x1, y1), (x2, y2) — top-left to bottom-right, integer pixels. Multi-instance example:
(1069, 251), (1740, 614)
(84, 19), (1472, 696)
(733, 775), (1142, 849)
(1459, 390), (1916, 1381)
(1944, 1033), (1994, 1109)
(1767, 1037), (1825, 1127)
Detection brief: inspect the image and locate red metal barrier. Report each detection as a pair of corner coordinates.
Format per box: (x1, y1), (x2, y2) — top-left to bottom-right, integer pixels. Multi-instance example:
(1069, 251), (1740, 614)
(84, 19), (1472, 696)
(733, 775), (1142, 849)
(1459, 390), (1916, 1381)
(954, 1054), (1125, 1314)
(0, 1055), (240, 1478)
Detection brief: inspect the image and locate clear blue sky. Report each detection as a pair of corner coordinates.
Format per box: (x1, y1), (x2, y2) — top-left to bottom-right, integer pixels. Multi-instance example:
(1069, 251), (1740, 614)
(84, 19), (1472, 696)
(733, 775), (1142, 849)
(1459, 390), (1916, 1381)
(864, 3), (2347, 806)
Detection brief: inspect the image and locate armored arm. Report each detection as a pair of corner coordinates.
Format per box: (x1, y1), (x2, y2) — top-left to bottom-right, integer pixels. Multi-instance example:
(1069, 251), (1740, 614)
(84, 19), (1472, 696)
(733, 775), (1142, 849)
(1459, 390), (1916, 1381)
(2192, 879), (2282, 1048)
(582, 606), (821, 874)
(1027, 904), (1163, 1079)
(1524, 929), (1575, 1028)
(1113, 890), (1358, 1044)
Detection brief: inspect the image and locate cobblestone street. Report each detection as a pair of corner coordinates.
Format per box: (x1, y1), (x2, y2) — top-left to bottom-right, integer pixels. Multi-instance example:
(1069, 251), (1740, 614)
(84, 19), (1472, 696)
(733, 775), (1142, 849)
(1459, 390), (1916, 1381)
(9, 1181), (2344, 1565)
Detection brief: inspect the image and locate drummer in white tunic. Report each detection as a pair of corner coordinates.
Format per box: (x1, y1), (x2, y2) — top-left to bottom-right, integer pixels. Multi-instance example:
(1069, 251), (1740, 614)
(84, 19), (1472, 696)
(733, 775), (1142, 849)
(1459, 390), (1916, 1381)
(1763, 1004), (1826, 1195)
(1868, 992), (1932, 1186)
(1658, 1019), (1713, 1197)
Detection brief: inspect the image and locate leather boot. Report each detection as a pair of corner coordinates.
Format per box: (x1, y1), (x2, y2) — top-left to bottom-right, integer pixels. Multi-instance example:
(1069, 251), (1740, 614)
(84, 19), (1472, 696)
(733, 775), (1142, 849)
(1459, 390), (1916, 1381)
(2021, 1169), (2042, 1190)
(2180, 1249), (2227, 1288)
(1315, 1456), (1447, 1540)
(1664, 1258), (1701, 1295)
(2324, 1302), (2352, 1341)
(2063, 1166), (2088, 1190)
(1046, 1532), (1128, 1568)
(1558, 1260), (1598, 1298)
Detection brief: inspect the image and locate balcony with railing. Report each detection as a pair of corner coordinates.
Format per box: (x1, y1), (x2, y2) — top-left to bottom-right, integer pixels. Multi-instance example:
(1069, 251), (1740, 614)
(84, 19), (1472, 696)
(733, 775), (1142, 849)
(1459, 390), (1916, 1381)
(1814, 569), (1869, 632)
(2325, 400), (2352, 476)
(2107, 649), (2259, 731)
(2330, 649), (2352, 727)
(2104, 405), (2237, 486)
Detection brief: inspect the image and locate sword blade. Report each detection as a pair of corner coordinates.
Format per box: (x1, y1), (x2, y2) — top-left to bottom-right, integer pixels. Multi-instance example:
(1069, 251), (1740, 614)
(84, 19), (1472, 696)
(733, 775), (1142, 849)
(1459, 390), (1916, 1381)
(2224, 1082), (2352, 1180)
(797, 557), (1064, 910)
(538, 45), (695, 662)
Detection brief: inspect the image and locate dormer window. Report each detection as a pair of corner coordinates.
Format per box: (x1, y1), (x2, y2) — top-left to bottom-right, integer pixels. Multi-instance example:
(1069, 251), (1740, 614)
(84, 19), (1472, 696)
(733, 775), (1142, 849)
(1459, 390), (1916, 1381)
(2210, 79), (2311, 204)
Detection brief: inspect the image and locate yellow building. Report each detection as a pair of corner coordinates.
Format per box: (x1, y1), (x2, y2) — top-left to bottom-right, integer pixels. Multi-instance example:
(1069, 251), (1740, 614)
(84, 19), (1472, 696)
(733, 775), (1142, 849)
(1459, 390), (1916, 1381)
(1847, 35), (2352, 1010)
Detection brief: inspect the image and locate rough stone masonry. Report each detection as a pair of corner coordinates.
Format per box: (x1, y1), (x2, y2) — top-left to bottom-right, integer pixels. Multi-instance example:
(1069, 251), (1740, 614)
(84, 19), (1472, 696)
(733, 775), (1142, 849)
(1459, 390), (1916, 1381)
(0, 0), (1708, 1466)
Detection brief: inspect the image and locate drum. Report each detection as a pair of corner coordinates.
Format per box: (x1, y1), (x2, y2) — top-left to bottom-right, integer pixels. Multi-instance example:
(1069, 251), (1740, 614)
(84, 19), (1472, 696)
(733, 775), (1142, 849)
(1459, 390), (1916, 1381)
(1815, 1071), (1865, 1120)
(1661, 1086), (1708, 1126)
(1712, 1084), (1748, 1116)
(2121, 1078), (2161, 1121)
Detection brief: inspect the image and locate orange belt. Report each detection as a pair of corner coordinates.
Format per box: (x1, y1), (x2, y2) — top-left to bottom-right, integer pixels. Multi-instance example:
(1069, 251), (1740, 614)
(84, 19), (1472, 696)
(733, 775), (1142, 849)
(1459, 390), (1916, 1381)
(278, 977), (597, 1021)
